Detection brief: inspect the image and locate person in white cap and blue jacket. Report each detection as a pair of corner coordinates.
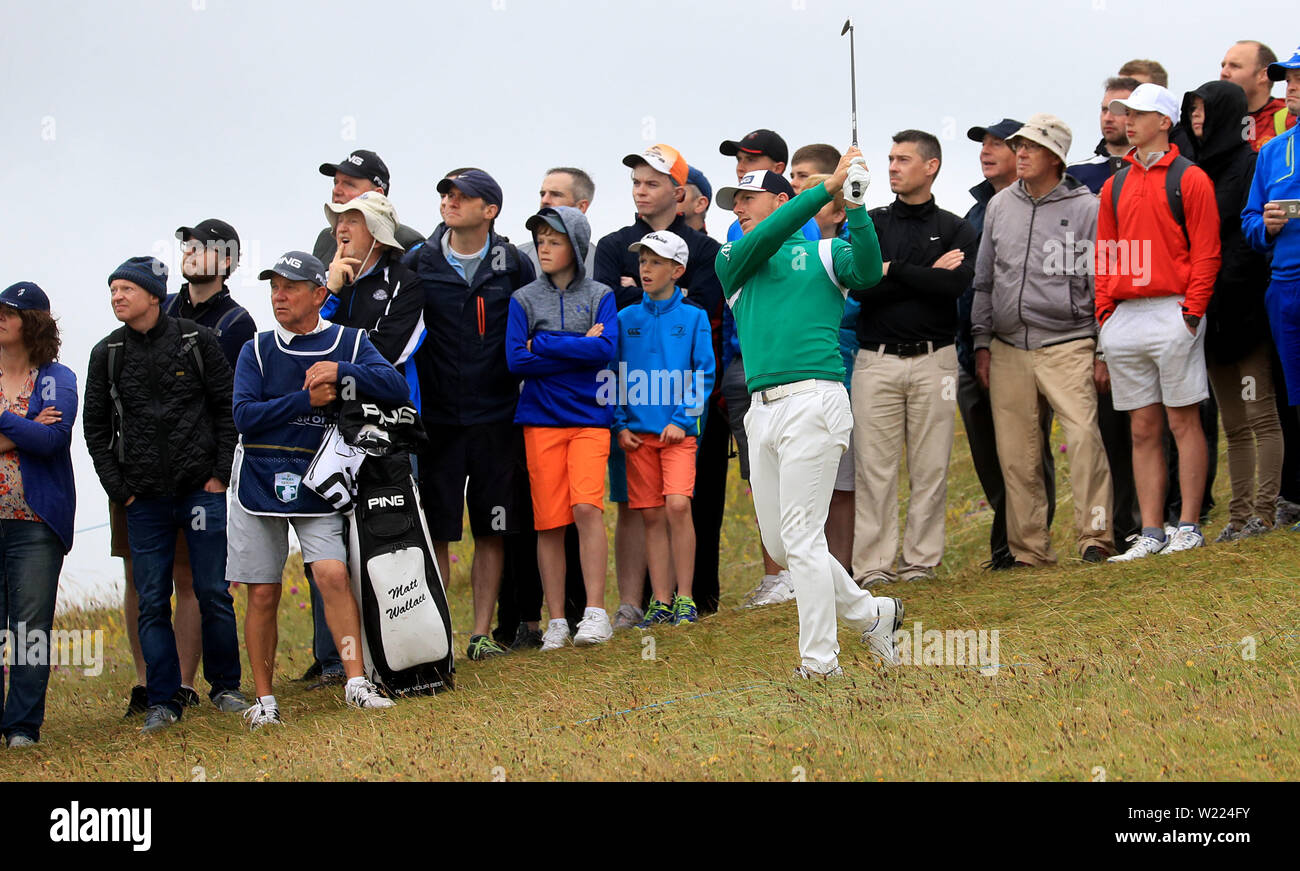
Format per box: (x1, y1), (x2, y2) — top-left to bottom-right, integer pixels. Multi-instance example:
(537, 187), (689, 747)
(0, 282), (77, 748)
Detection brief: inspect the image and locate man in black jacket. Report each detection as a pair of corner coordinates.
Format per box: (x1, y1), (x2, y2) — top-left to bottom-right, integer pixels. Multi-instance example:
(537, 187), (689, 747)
(313, 149), (423, 262)
(593, 144), (728, 617)
(851, 130), (977, 587)
(84, 256), (245, 734)
(405, 169), (536, 661)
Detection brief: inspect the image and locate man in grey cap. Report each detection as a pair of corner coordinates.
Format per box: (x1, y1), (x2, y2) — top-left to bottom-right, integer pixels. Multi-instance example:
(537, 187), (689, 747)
(232, 251), (408, 728)
(313, 149), (424, 263)
(972, 114), (1114, 566)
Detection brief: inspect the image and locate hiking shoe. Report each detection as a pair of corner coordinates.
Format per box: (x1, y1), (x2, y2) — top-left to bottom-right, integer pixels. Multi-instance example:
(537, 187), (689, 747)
(672, 595), (699, 626)
(295, 661), (324, 682)
(612, 603), (644, 630)
(540, 619), (571, 651)
(898, 567), (935, 583)
(1214, 522), (1243, 543)
(1163, 526), (1205, 554)
(741, 571), (795, 608)
(1081, 546), (1108, 563)
(123, 685), (148, 718)
(6, 734), (37, 748)
(308, 668), (346, 691)
(345, 677), (395, 709)
(174, 686), (201, 709)
(862, 597), (904, 667)
(574, 609), (613, 646)
(792, 664), (846, 680)
(212, 690), (250, 713)
(1276, 497), (1300, 527)
(1107, 534), (1167, 562)
(510, 622), (543, 651)
(1240, 517), (1273, 538)
(636, 599), (675, 629)
(242, 701), (283, 730)
(140, 705), (179, 735)
(467, 634), (509, 661)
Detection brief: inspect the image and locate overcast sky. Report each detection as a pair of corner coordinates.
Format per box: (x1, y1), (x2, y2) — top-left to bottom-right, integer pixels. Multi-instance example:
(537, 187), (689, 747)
(4, 0), (1291, 608)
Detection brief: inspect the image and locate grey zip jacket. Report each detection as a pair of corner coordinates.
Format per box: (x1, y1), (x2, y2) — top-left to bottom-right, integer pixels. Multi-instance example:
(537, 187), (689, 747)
(971, 174), (1099, 351)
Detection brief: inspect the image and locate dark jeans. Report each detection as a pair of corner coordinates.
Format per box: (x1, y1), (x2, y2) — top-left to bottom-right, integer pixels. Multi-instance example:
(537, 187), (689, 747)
(1270, 345), (1300, 503)
(956, 370), (1056, 561)
(0, 520), (64, 742)
(691, 394), (729, 614)
(126, 491), (240, 714)
(1097, 388), (1142, 544)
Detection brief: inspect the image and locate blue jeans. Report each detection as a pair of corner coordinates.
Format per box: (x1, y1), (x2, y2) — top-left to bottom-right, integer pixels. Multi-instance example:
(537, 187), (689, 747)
(0, 519), (64, 742)
(126, 491), (240, 714)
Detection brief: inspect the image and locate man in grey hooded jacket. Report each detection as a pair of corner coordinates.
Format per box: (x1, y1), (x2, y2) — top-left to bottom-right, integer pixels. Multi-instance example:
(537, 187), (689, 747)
(972, 114), (1114, 566)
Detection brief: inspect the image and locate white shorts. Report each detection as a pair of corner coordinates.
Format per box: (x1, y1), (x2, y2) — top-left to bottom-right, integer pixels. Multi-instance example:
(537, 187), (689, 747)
(834, 429), (855, 492)
(225, 498), (347, 584)
(1098, 295), (1208, 411)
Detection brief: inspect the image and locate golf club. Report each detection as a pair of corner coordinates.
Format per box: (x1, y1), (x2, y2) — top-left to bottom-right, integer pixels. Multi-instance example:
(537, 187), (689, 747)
(841, 18), (862, 199)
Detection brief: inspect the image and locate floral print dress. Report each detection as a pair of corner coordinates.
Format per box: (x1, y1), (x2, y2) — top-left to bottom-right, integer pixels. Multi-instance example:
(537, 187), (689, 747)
(0, 368), (41, 522)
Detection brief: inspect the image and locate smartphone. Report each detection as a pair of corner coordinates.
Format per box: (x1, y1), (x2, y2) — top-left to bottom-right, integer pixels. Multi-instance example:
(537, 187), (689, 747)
(1275, 199), (1300, 219)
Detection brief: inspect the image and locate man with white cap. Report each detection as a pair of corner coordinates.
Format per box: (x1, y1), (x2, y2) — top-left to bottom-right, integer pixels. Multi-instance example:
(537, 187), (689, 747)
(972, 114), (1114, 566)
(321, 190), (425, 395)
(1096, 84), (1222, 561)
(714, 151), (903, 678)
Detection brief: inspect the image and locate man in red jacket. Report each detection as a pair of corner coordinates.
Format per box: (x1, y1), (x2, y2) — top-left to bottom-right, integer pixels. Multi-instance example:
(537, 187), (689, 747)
(1096, 84), (1222, 562)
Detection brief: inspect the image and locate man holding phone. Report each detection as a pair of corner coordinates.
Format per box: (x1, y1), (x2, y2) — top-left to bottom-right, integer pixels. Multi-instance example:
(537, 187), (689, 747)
(1244, 47), (1300, 459)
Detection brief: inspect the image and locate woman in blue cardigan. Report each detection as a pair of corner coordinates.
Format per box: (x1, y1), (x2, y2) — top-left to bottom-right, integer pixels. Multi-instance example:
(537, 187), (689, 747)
(0, 282), (77, 748)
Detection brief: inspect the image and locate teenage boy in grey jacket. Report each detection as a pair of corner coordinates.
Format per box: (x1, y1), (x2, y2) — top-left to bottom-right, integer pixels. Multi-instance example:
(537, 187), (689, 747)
(972, 114), (1114, 566)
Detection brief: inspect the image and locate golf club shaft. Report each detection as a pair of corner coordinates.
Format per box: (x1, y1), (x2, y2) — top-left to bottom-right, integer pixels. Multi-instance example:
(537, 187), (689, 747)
(848, 23), (861, 197)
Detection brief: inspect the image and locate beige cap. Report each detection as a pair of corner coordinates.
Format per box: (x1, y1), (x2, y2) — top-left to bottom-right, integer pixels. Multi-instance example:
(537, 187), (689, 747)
(1008, 114), (1073, 166)
(324, 191), (403, 250)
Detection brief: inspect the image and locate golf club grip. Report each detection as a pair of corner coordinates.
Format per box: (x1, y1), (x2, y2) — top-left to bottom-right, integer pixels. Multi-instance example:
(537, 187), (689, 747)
(851, 180), (861, 198)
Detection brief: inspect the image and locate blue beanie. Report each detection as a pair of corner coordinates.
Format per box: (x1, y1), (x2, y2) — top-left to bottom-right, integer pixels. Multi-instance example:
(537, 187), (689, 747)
(108, 256), (168, 300)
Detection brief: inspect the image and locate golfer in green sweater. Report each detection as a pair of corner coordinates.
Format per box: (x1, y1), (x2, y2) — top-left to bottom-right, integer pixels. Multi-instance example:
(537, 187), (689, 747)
(715, 148), (903, 677)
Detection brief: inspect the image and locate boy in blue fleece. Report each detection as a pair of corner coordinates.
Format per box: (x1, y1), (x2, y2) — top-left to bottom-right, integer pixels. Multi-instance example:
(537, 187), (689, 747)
(505, 206), (618, 650)
(614, 231), (715, 627)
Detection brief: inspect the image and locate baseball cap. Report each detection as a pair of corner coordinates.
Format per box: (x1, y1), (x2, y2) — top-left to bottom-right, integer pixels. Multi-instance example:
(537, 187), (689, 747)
(0, 281), (50, 312)
(628, 230), (689, 267)
(686, 165), (712, 202)
(175, 218), (240, 257)
(1268, 45), (1300, 81)
(525, 207), (569, 237)
(1109, 83), (1181, 125)
(324, 191), (403, 250)
(719, 129), (789, 165)
(319, 149), (391, 194)
(258, 251), (327, 286)
(715, 170), (797, 211)
(1007, 114), (1073, 165)
(622, 144), (689, 186)
(967, 118), (1024, 143)
(435, 169), (504, 209)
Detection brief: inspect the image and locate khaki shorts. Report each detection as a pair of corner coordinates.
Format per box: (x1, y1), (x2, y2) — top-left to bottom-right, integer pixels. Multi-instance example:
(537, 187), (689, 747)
(109, 499), (190, 565)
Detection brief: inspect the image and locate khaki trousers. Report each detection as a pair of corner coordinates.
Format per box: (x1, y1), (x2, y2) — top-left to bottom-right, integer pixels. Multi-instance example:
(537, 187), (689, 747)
(851, 344), (957, 581)
(989, 338), (1113, 563)
(1207, 344), (1284, 525)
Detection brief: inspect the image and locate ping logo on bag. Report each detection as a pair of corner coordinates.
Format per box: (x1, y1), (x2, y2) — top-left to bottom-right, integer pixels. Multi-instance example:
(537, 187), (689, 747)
(274, 472), (301, 503)
(361, 403), (416, 427)
(367, 494), (405, 509)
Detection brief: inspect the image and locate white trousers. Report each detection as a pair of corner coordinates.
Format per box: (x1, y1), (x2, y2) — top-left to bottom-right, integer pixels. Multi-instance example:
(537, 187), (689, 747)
(746, 380), (881, 672)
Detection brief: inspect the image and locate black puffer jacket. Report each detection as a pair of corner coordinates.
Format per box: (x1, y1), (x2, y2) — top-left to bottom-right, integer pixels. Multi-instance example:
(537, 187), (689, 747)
(84, 315), (237, 505)
(1179, 80), (1272, 365)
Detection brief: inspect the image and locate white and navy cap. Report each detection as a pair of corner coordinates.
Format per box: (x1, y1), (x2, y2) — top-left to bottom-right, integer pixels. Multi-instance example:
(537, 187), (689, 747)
(628, 230), (689, 266)
(715, 169), (797, 211)
(1108, 82), (1181, 125)
(258, 251), (327, 286)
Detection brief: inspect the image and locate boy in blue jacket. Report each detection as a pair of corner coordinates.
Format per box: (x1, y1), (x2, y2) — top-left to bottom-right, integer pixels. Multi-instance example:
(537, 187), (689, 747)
(506, 207), (618, 650)
(614, 232), (715, 626)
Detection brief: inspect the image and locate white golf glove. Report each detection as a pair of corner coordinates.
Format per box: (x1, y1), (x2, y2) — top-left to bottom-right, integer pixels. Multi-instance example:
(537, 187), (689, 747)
(843, 158), (870, 205)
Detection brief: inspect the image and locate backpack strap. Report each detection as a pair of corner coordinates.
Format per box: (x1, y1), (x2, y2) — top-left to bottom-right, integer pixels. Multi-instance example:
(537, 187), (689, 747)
(163, 293), (181, 317)
(1108, 164), (1130, 228)
(174, 318), (206, 383)
(1165, 155), (1191, 246)
(817, 239), (849, 298)
(105, 326), (128, 464)
(211, 304), (248, 338)
(1277, 107), (1289, 137)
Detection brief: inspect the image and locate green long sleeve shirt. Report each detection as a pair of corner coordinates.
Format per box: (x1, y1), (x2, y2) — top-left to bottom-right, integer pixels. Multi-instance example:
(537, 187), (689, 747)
(715, 184), (883, 392)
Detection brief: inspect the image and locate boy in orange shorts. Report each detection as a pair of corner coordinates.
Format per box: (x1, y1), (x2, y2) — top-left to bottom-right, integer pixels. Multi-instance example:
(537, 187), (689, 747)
(615, 231), (716, 626)
(506, 206), (619, 650)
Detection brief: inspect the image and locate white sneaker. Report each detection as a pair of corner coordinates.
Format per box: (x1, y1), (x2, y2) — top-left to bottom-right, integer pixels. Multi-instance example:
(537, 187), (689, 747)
(242, 701), (283, 730)
(1162, 525), (1205, 554)
(741, 570), (795, 608)
(1107, 534), (1167, 562)
(345, 677), (395, 709)
(540, 619), (571, 651)
(792, 664), (846, 679)
(861, 596), (904, 667)
(574, 608), (613, 646)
